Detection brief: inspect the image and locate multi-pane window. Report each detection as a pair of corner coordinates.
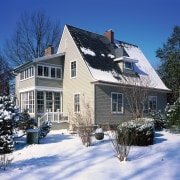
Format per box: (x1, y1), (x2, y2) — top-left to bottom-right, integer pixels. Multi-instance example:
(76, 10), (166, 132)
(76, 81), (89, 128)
(21, 91), (34, 113)
(74, 93), (80, 112)
(37, 91), (44, 113)
(111, 92), (123, 113)
(71, 61), (76, 78)
(20, 66), (34, 80)
(37, 91), (61, 113)
(46, 91), (53, 112)
(21, 92), (28, 112)
(37, 65), (62, 79)
(29, 91), (34, 113)
(148, 96), (157, 112)
(54, 92), (61, 112)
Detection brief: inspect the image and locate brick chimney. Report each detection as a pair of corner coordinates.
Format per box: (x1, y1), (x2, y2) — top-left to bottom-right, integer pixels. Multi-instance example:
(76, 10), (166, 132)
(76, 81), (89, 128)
(104, 29), (114, 43)
(45, 45), (54, 56)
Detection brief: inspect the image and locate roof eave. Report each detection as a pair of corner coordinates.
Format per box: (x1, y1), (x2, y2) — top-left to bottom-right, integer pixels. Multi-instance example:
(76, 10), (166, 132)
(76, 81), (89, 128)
(91, 80), (171, 92)
(32, 52), (65, 62)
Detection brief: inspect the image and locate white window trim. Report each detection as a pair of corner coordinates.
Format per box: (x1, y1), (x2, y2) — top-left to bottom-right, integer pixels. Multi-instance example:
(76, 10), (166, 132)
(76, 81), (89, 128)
(37, 91), (62, 113)
(70, 60), (77, 79)
(111, 92), (124, 114)
(37, 64), (62, 80)
(124, 61), (133, 70)
(20, 90), (35, 114)
(20, 66), (35, 81)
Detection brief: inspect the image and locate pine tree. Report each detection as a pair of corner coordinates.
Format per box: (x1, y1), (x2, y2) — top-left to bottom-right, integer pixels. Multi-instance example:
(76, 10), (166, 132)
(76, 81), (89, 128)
(156, 25), (180, 103)
(0, 96), (15, 155)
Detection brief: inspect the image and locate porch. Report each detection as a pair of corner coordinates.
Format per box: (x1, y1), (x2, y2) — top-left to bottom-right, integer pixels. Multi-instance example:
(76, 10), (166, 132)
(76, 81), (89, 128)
(38, 112), (69, 128)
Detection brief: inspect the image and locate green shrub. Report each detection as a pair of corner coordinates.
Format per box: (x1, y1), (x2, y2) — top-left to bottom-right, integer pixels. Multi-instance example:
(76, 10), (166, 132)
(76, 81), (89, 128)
(117, 119), (154, 146)
(165, 98), (180, 131)
(151, 111), (166, 130)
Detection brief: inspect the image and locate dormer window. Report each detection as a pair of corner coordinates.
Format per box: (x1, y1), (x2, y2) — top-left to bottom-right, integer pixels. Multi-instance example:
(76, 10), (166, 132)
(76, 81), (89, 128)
(124, 61), (133, 70)
(114, 56), (138, 73)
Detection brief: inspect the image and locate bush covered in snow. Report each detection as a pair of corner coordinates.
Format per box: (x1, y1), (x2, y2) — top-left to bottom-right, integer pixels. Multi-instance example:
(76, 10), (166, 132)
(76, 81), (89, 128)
(151, 111), (166, 130)
(0, 96), (16, 155)
(165, 98), (180, 131)
(39, 120), (52, 139)
(117, 119), (154, 146)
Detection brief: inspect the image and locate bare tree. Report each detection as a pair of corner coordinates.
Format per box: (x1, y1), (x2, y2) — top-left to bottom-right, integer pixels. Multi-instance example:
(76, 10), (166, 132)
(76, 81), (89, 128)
(124, 76), (153, 119)
(107, 127), (135, 162)
(0, 55), (12, 95)
(3, 10), (62, 66)
(69, 97), (94, 147)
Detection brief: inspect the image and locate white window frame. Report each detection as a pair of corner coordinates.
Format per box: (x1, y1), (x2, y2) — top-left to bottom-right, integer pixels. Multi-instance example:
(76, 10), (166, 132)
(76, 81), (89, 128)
(37, 91), (61, 113)
(148, 96), (157, 112)
(20, 66), (35, 81)
(73, 93), (80, 113)
(70, 60), (77, 78)
(37, 64), (62, 79)
(37, 91), (44, 113)
(111, 92), (123, 114)
(124, 61), (133, 70)
(20, 91), (34, 113)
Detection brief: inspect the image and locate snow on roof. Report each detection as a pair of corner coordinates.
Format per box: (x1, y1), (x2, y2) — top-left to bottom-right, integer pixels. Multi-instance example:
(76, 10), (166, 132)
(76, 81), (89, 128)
(122, 43), (170, 90)
(66, 25), (169, 91)
(80, 47), (96, 56)
(88, 43), (170, 90)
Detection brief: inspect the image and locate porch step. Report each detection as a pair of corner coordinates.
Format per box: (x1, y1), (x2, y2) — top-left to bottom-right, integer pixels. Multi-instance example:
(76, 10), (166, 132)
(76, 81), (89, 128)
(51, 122), (69, 130)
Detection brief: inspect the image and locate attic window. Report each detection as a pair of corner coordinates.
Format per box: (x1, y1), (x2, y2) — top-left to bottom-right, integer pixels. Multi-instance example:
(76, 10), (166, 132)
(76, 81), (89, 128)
(114, 56), (138, 72)
(71, 60), (76, 78)
(124, 61), (133, 70)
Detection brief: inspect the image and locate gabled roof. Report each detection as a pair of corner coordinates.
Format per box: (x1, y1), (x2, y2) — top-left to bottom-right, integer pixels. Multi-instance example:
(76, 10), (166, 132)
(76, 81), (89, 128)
(66, 25), (169, 91)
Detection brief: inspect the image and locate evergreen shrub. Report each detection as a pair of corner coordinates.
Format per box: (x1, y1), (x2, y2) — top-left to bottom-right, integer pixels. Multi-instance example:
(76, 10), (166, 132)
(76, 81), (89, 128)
(151, 111), (166, 130)
(165, 98), (180, 131)
(117, 119), (154, 146)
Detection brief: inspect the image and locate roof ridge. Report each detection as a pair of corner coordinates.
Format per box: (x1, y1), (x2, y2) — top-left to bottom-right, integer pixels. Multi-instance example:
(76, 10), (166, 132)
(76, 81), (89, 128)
(116, 40), (138, 48)
(66, 24), (108, 40)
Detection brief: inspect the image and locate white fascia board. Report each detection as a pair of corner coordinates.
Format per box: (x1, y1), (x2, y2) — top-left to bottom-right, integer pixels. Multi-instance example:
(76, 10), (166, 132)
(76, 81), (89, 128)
(32, 52), (65, 62)
(19, 86), (63, 93)
(114, 56), (138, 63)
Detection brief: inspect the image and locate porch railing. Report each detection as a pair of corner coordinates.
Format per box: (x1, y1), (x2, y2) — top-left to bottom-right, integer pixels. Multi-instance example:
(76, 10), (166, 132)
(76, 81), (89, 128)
(38, 112), (69, 128)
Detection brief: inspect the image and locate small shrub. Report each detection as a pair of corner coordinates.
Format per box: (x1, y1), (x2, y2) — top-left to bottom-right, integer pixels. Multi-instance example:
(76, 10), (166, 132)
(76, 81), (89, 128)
(107, 129), (130, 161)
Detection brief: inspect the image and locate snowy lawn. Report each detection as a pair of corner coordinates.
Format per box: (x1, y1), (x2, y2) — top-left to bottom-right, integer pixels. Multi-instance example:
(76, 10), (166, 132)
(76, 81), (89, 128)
(0, 130), (180, 180)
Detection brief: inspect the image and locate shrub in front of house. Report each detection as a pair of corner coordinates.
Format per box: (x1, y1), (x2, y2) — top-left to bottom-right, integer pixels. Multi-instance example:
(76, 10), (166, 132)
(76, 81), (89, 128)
(165, 98), (180, 132)
(117, 119), (154, 146)
(151, 111), (166, 130)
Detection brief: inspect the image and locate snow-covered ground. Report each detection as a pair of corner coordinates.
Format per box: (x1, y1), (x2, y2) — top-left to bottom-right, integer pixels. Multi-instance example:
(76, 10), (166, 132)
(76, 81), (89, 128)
(0, 129), (180, 180)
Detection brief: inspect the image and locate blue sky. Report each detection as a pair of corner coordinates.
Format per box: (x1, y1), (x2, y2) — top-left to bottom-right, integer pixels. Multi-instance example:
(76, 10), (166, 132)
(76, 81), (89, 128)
(0, 0), (179, 68)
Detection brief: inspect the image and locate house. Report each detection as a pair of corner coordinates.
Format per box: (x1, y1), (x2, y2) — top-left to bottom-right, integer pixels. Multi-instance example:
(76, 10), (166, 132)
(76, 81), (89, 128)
(13, 24), (170, 126)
